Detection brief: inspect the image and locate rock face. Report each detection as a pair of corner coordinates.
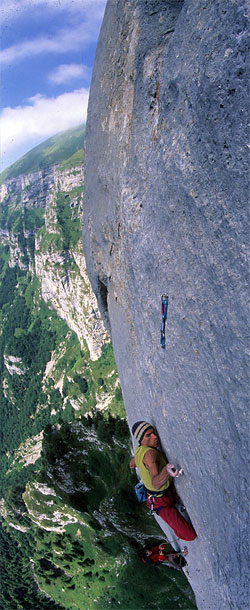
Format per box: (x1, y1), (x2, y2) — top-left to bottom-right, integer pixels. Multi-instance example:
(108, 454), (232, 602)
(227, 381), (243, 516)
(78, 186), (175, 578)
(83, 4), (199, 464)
(83, 1), (249, 609)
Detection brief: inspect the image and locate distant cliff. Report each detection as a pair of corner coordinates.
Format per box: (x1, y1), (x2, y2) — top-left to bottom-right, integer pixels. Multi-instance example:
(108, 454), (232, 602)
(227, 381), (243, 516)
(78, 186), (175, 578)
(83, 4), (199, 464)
(0, 130), (123, 456)
(83, 1), (249, 609)
(0, 161), (108, 361)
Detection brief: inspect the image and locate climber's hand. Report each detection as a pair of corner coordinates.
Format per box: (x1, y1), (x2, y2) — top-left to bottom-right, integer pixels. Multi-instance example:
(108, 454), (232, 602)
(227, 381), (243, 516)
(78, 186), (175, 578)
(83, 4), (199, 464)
(166, 463), (178, 477)
(129, 456), (136, 468)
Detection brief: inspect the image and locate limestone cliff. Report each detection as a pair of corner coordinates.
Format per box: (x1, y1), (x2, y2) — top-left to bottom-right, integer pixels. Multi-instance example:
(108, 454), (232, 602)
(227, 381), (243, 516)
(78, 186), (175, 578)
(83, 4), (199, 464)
(83, 1), (249, 609)
(0, 164), (108, 360)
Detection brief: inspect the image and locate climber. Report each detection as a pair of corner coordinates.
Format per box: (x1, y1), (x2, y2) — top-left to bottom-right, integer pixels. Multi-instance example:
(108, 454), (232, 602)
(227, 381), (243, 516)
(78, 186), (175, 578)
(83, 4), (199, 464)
(129, 421), (197, 541)
(138, 542), (188, 568)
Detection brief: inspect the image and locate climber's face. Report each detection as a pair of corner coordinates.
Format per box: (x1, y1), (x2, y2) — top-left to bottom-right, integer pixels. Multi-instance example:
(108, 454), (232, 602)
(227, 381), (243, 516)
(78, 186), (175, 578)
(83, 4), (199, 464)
(141, 427), (158, 448)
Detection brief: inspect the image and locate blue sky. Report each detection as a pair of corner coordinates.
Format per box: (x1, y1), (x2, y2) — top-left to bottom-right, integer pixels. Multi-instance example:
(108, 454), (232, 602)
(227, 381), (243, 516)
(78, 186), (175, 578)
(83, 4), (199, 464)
(0, 0), (107, 171)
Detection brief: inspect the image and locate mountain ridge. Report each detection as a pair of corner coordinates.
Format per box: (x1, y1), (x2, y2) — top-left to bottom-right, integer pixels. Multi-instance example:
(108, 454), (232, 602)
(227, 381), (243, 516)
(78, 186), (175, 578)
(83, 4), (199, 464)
(0, 124), (85, 185)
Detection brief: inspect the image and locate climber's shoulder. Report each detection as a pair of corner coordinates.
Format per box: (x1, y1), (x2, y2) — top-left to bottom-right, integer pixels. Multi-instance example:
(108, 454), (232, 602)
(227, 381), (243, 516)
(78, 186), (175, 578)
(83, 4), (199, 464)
(143, 447), (159, 466)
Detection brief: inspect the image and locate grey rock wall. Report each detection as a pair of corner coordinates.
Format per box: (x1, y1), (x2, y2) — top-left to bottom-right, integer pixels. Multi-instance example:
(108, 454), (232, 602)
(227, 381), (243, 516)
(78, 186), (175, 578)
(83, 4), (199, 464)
(83, 1), (249, 608)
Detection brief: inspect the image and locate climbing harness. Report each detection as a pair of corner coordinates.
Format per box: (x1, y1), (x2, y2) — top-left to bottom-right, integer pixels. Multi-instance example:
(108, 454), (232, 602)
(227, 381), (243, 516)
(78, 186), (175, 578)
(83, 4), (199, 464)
(161, 294), (168, 348)
(135, 483), (171, 505)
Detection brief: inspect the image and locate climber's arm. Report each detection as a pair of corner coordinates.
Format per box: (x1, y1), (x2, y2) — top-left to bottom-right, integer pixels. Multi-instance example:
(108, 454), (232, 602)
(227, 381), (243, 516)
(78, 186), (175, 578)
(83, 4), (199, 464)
(143, 449), (178, 489)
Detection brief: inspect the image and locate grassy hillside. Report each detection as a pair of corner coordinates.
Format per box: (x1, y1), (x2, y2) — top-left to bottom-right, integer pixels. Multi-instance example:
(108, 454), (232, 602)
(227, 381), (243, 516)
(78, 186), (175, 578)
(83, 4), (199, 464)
(0, 124), (85, 184)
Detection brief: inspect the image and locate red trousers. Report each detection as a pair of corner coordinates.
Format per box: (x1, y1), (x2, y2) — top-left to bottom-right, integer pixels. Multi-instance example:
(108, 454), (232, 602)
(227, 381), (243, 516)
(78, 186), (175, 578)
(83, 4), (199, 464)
(146, 490), (197, 541)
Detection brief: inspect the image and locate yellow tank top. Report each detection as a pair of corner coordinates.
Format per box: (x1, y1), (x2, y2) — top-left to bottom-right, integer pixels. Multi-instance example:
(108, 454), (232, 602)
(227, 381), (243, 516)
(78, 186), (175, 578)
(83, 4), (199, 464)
(135, 446), (170, 492)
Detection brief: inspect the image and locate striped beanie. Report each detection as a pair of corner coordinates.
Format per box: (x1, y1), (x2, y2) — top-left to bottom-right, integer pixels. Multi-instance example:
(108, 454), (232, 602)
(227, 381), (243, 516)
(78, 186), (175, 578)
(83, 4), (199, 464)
(132, 421), (152, 445)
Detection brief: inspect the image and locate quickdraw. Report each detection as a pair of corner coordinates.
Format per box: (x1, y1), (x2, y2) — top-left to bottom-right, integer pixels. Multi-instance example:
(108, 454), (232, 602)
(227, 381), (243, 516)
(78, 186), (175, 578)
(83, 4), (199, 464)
(161, 294), (168, 348)
(148, 495), (165, 516)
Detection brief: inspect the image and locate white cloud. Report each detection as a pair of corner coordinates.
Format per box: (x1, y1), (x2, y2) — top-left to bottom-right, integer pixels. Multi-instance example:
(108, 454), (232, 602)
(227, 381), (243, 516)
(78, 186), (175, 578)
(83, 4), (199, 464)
(0, 0), (107, 24)
(48, 63), (90, 85)
(0, 88), (89, 171)
(0, 22), (99, 66)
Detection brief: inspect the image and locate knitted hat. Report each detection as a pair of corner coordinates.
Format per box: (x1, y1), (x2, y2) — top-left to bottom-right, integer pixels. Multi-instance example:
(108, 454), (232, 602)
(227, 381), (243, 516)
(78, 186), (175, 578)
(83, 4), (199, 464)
(132, 421), (152, 444)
